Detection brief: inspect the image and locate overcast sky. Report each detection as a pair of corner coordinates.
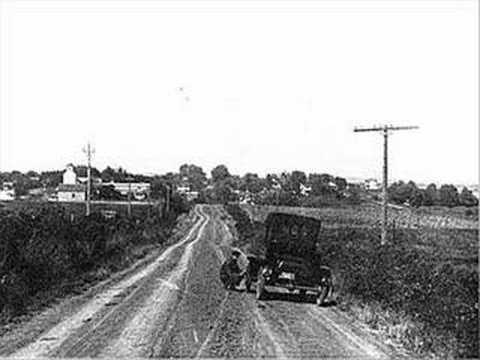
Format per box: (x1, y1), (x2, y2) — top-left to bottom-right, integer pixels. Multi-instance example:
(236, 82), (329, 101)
(0, 0), (478, 184)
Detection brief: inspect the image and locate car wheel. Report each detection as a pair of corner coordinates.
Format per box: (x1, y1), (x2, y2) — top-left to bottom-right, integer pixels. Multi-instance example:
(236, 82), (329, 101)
(256, 268), (268, 300)
(316, 286), (329, 306)
(245, 273), (252, 292)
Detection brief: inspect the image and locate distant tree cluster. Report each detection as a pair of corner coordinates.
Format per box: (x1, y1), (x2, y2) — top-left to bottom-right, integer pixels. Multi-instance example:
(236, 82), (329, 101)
(194, 164), (352, 207)
(388, 181), (478, 208)
(3, 165), (476, 210)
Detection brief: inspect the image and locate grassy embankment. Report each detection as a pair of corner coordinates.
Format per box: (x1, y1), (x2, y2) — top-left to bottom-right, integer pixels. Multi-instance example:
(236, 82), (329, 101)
(0, 200), (192, 328)
(225, 203), (478, 359)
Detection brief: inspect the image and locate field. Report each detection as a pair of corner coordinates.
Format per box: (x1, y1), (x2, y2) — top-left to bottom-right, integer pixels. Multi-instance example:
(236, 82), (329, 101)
(0, 200), (158, 219)
(242, 202), (478, 229)
(227, 203), (479, 358)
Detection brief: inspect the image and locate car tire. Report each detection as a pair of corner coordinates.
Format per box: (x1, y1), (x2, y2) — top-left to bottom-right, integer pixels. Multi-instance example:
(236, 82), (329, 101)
(245, 273), (252, 292)
(316, 286), (329, 306)
(256, 268), (268, 300)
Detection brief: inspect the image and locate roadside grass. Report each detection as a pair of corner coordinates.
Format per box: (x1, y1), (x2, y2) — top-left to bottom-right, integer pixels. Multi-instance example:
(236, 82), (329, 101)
(225, 203), (478, 359)
(0, 202), (192, 328)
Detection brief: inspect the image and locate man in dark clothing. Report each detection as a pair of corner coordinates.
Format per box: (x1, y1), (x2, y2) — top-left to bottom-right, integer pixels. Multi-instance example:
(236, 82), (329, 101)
(220, 250), (243, 290)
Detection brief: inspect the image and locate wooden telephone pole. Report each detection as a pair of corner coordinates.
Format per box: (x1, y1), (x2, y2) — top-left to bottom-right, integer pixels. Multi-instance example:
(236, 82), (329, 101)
(82, 142), (95, 216)
(354, 125), (418, 245)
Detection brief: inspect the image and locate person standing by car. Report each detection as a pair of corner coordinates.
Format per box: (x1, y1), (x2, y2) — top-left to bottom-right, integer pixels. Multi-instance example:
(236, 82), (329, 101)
(220, 250), (245, 290)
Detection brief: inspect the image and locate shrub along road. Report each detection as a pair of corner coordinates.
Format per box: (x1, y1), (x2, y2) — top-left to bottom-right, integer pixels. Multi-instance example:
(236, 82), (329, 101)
(1, 205), (398, 359)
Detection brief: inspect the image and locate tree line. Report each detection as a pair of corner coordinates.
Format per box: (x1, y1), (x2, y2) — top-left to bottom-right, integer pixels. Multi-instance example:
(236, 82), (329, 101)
(388, 181), (478, 208)
(2, 165), (477, 208)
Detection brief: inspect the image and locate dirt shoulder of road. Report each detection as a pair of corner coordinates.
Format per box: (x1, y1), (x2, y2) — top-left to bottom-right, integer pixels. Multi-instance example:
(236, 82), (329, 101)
(0, 209), (199, 355)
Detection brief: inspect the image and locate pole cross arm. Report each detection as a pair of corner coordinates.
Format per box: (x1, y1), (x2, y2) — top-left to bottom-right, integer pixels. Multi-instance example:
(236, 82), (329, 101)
(354, 125), (419, 132)
(353, 123), (418, 245)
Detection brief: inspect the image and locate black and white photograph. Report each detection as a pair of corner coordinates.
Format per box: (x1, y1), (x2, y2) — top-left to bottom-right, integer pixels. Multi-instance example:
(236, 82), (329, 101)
(0, 0), (478, 359)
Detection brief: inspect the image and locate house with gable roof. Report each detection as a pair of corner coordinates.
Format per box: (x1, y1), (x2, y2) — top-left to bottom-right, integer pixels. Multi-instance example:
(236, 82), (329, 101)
(57, 164), (86, 202)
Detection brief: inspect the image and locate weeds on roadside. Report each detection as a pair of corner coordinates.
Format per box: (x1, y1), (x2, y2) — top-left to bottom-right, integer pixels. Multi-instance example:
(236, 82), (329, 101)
(0, 201), (190, 323)
(225, 204), (479, 359)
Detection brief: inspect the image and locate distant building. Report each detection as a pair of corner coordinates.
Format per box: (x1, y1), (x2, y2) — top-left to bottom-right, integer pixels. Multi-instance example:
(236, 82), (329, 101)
(300, 183), (311, 196)
(57, 184), (86, 202)
(471, 188), (479, 199)
(57, 164), (86, 202)
(103, 181), (151, 200)
(328, 181), (338, 190)
(176, 185), (191, 194)
(0, 182), (15, 201)
(365, 178), (381, 191)
(63, 163), (77, 184)
(28, 187), (46, 198)
(186, 191), (199, 201)
(176, 184), (199, 201)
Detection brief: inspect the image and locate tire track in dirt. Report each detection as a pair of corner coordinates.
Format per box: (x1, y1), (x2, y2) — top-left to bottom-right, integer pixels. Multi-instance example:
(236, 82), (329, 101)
(190, 207), (286, 358)
(9, 206), (206, 359)
(216, 205), (389, 359)
(99, 206), (210, 358)
(148, 206), (229, 358)
(309, 306), (386, 359)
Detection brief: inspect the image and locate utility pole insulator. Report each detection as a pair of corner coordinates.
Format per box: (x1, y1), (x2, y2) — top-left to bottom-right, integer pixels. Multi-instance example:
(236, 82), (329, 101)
(354, 124), (418, 245)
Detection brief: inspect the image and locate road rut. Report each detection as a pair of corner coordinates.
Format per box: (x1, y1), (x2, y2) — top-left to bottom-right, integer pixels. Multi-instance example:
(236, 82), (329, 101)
(3, 204), (396, 359)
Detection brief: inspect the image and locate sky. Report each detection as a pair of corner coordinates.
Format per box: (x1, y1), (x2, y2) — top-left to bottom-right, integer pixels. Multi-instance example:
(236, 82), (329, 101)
(0, 0), (478, 184)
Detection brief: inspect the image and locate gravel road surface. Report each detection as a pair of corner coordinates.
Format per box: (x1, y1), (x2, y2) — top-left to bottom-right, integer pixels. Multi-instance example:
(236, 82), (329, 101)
(1, 205), (395, 359)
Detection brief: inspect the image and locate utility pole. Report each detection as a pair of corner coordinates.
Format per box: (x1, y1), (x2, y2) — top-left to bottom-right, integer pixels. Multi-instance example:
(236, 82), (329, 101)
(165, 184), (170, 215)
(82, 142), (95, 216)
(127, 182), (132, 217)
(126, 176), (134, 217)
(354, 125), (418, 245)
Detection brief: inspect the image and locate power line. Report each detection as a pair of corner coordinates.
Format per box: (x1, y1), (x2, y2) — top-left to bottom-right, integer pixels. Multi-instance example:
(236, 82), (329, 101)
(354, 124), (419, 245)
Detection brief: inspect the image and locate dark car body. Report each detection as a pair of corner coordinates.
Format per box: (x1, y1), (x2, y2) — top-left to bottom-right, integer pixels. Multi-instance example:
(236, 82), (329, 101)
(247, 212), (333, 305)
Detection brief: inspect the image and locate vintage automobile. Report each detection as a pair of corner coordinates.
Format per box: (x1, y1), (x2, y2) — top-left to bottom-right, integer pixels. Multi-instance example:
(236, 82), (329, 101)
(246, 212), (333, 306)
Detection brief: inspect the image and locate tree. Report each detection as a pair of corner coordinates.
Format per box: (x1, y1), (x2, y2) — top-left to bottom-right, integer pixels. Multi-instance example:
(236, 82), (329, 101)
(309, 173), (334, 196)
(26, 170), (39, 178)
(211, 165), (230, 183)
(409, 188), (426, 207)
(96, 185), (123, 200)
(241, 173), (265, 193)
(179, 164), (207, 191)
(213, 181), (236, 204)
(40, 170), (63, 188)
(101, 166), (116, 182)
(459, 187), (478, 207)
(438, 184), (460, 207)
(290, 171), (307, 195)
(388, 181), (418, 205)
(334, 176), (347, 192)
(265, 174), (280, 190)
(424, 183), (438, 206)
(150, 176), (170, 200)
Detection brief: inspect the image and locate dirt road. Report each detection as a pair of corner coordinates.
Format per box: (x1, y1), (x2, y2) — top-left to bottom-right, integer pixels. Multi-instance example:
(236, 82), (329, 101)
(1, 205), (393, 359)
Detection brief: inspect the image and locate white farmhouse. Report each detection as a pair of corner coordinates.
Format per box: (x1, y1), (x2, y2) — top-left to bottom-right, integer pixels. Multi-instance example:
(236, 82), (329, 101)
(0, 182), (15, 201)
(57, 184), (86, 202)
(63, 163), (77, 184)
(57, 164), (86, 202)
(365, 178), (381, 191)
